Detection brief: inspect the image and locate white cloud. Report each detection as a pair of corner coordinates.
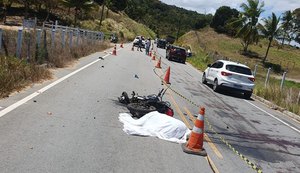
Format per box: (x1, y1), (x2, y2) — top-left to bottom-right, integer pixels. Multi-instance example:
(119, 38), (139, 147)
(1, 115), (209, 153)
(160, 0), (300, 17)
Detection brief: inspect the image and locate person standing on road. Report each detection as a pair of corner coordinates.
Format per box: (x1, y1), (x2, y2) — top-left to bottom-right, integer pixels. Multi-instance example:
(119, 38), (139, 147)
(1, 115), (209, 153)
(138, 36), (143, 52)
(145, 38), (151, 55)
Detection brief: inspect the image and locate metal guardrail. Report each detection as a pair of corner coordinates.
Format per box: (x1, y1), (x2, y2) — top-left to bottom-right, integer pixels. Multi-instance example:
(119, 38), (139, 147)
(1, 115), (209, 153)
(42, 22), (104, 41)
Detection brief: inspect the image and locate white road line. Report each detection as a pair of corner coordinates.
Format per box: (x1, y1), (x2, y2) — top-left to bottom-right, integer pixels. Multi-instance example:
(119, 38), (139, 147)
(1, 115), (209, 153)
(0, 53), (110, 118)
(245, 100), (300, 134)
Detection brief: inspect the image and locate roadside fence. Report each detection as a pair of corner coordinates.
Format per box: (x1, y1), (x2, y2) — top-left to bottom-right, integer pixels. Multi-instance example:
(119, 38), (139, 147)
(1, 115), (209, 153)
(0, 20), (105, 65)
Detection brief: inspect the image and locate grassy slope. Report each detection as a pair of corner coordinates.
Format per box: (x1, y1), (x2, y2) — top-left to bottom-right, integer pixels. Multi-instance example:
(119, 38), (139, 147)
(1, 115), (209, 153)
(80, 11), (156, 41)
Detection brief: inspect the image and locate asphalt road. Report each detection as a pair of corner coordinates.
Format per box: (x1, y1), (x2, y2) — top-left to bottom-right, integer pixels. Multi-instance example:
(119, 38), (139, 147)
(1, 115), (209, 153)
(0, 43), (299, 173)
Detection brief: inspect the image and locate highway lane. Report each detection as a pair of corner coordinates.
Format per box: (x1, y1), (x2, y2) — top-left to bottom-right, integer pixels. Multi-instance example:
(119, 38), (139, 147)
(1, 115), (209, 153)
(1, 43), (299, 173)
(155, 46), (300, 173)
(0, 45), (213, 173)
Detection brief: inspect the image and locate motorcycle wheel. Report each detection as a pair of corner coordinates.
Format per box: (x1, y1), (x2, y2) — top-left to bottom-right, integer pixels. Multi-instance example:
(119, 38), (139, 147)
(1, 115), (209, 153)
(127, 103), (157, 118)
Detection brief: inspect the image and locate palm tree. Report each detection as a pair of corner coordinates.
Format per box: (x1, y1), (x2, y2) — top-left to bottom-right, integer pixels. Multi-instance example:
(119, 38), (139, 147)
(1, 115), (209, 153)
(258, 13), (281, 63)
(229, 0), (264, 52)
(61, 0), (94, 26)
(280, 11), (293, 46)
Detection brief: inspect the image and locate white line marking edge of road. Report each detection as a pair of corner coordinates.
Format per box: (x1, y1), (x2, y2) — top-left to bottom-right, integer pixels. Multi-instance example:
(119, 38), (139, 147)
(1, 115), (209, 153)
(244, 100), (300, 134)
(0, 53), (111, 118)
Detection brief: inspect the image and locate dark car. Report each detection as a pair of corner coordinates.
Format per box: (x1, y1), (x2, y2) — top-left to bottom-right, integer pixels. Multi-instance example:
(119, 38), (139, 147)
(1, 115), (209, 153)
(166, 45), (187, 64)
(157, 39), (167, 49)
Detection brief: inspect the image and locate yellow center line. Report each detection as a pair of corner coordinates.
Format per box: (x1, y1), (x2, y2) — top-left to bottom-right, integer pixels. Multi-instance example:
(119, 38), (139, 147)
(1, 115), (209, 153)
(156, 67), (192, 129)
(167, 94), (192, 129)
(183, 106), (223, 159)
(205, 155), (220, 173)
(183, 107), (197, 122)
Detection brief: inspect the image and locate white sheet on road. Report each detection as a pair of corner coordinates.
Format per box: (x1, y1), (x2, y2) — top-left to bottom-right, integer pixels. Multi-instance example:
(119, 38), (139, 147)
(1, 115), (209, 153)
(119, 111), (190, 143)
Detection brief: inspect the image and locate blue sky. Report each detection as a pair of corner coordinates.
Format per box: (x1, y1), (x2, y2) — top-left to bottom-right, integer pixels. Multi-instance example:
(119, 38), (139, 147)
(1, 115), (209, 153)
(160, 0), (300, 18)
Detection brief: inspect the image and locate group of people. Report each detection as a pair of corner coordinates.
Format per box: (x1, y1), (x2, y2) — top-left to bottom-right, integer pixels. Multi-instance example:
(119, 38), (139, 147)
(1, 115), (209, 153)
(137, 36), (151, 55)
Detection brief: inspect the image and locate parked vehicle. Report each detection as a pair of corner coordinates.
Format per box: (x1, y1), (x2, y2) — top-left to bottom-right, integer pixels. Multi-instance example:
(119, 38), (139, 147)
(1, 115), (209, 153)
(202, 60), (255, 99)
(110, 33), (118, 43)
(157, 39), (167, 49)
(133, 36), (145, 48)
(166, 45), (187, 63)
(166, 35), (175, 44)
(118, 89), (174, 118)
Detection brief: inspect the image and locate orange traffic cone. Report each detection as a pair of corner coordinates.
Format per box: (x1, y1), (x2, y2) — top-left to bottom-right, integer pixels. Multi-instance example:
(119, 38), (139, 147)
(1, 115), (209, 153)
(181, 107), (207, 156)
(120, 43), (124, 48)
(112, 45), (117, 55)
(164, 66), (171, 84)
(149, 51), (152, 57)
(155, 57), (161, 68)
(152, 52), (156, 60)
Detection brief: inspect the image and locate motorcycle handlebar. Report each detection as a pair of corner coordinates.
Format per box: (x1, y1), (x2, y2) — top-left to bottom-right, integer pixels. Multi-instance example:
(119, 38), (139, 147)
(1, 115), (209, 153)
(158, 89), (164, 97)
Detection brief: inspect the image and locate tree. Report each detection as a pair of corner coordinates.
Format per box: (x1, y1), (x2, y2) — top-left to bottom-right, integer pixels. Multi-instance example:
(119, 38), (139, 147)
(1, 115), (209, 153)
(109, 0), (127, 12)
(61, 0), (94, 26)
(258, 13), (281, 63)
(292, 8), (300, 44)
(280, 10), (293, 46)
(94, 0), (105, 28)
(16, 0), (35, 19)
(230, 0), (264, 52)
(40, 0), (59, 22)
(0, 0), (13, 23)
(210, 6), (239, 34)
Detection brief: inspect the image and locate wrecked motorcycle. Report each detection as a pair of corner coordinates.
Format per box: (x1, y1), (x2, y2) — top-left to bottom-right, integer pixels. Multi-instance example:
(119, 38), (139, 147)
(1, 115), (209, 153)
(118, 89), (174, 118)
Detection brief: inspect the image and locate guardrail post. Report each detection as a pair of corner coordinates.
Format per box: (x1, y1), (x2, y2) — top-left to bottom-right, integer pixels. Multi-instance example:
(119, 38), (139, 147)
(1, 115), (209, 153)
(101, 32), (104, 40)
(0, 28), (2, 50)
(264, 67), (271, 88)
(253, 64), (258, 77)
(26, 31), (31, 61)
(36, 29), (42, 48)
(69, 30), (73, 48)
(16, 29), (23, 58)
(61, 29), (65, 48)
(76, 29), (79, 46)
(51, 29), (56, 48)
(55, 20), (58, 30)
(280, 72), (287, 91)
(93, 32), (96, 43)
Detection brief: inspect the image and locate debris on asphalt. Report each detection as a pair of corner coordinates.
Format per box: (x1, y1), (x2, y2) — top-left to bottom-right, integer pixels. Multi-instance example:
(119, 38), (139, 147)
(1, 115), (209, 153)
(119, 111), (190, 143)
(33, 100), (37, 102)
(134, 74), (139, 79)
(47, 112), (52, 115)
(99, 57), (104, 60)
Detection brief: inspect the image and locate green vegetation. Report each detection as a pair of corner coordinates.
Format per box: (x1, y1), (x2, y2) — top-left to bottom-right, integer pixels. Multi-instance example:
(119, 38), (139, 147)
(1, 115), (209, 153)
(0, 57), (51, 98)
(125, 0), (212, 38)
(258, 13), (281, 63)
(210, 6), (239, 36)
(230, 0), (265, 52)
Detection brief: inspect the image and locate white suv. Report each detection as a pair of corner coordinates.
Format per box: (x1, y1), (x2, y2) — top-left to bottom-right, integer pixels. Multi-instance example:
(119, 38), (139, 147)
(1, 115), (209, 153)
(202, 60), (255, 99)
